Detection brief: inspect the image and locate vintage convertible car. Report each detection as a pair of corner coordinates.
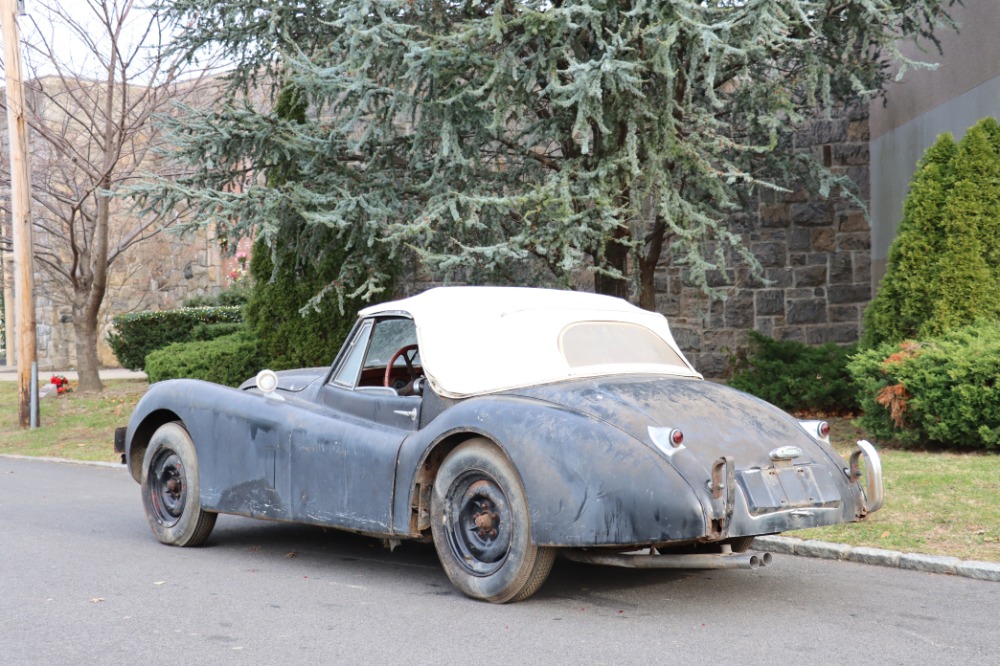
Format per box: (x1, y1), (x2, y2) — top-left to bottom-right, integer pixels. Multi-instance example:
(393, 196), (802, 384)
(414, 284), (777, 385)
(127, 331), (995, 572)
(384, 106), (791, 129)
(115, 286), (883, 603)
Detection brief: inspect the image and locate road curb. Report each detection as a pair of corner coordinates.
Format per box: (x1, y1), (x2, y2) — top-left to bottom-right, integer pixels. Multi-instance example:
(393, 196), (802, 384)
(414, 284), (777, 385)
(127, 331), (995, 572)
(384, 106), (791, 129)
(0, 454), (124, 469)
(753, 535), (1000, 583)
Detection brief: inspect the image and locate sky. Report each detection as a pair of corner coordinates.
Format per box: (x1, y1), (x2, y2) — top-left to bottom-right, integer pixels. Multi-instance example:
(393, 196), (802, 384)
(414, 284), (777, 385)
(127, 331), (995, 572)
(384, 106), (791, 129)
(11, 1), (185, 83)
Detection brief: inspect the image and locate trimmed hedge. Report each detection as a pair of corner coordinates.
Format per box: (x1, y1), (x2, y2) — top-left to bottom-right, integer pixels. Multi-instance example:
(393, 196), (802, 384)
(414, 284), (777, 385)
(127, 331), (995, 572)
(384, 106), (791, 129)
(848, 321), (1000, 450)
(107, 306), (243, 371)
(145, 331), (265, 387)
(728, 331), (859, 414)
(190, 322), (244, 342)
(183, 284), (251, 308)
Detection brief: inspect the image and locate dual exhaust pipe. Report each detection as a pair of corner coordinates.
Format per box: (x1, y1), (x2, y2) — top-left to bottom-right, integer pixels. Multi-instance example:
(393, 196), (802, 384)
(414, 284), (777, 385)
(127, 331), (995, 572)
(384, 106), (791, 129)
(563, 549), (773, 570)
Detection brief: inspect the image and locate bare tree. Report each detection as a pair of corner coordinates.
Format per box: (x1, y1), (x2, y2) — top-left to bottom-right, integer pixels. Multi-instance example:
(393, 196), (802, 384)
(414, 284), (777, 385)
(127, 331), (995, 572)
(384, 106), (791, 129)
(0, 0), (214, 391)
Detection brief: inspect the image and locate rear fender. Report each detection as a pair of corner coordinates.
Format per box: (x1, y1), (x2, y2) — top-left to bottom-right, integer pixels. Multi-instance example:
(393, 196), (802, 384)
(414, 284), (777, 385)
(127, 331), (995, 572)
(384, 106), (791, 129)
(395, 395), (711, 547)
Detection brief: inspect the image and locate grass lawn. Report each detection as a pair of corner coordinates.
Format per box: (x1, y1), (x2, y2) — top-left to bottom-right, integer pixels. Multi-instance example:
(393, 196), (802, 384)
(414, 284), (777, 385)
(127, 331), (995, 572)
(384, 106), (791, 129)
(0, 379), (147, 462)
(789, 417), (1000, 563)
(1, 383), (997, 562)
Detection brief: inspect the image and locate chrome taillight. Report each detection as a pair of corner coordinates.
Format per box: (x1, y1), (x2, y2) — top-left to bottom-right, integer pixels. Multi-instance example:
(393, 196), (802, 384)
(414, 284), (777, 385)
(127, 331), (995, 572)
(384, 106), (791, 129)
(799, 419), (831, 443)
(648, 426), (686, 457)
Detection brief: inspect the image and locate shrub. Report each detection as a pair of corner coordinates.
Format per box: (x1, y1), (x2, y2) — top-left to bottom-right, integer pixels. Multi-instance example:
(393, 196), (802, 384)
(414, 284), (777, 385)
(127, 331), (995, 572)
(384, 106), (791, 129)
(862, 117), (1000, 347)
(145, 331), (265, 387)
(728, 331), (859, 414)
(107, 306), (243, 370)
(848, 320), (1000, 450)
(190, 322), (244, 342)
(183, 283), (252, 308)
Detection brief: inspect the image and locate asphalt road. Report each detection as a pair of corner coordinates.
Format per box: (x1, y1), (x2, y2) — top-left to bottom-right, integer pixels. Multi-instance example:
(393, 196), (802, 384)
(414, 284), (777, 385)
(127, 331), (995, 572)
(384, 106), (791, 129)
(2, 457), (998, 666)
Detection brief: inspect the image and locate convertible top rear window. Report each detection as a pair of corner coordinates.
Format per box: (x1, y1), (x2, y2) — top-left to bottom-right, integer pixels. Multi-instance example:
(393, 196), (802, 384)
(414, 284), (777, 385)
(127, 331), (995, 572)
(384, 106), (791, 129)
(559, 322), (687, 369)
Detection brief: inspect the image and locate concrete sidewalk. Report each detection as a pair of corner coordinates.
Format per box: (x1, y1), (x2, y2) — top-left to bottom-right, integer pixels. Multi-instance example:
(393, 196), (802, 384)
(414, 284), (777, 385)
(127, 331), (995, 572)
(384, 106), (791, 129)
(0, 366), (147, 382)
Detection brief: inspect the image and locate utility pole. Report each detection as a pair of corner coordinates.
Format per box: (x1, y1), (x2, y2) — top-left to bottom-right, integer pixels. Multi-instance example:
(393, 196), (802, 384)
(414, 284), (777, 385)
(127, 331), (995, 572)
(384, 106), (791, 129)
(1, 0), (38, 429)
(1, 209), (14, 364)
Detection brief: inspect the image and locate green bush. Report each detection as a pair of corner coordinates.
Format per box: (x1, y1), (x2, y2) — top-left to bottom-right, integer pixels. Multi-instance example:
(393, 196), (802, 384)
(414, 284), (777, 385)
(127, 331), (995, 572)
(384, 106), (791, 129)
(862, 117), (1000, 347)
(848, 321), (1000, 450)
(145, 331), (265, 387)
(190, 322), (244, 342)
(107, 306), (243, 370)
(729, 331), (859, 414)
(183, 284), (251, 308)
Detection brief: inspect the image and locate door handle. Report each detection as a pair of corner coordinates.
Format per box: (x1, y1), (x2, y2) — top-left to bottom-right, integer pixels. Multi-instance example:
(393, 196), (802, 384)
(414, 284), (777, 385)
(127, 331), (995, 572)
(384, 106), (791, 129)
(394, 408), (418, 422)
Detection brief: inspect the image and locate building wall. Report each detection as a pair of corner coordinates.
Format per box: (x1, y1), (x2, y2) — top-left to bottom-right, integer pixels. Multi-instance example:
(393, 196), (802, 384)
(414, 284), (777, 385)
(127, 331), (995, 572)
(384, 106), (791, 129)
(19, 227), (227, 371)
(654, 108), (873, 376)
(0, 74), (235, 371)
(869, 0), (1000, 284)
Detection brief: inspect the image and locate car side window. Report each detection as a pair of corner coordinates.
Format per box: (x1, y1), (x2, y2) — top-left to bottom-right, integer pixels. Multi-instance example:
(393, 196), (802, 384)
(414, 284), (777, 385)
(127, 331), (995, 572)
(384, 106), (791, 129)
(364, 319), (418, 369)
(331, 320), (374, 388)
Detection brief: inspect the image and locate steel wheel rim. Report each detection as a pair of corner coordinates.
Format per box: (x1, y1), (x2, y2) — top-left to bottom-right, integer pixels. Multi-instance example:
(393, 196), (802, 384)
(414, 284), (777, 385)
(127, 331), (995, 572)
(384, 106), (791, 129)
(148, 447), (186, 527)
(445, 472), (512, 576)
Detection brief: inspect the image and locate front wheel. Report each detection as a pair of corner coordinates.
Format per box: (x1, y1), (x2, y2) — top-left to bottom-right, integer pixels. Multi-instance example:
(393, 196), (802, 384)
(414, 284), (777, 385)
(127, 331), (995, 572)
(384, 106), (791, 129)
(141, 422), (216, 547)
(431, 439), (555, 603)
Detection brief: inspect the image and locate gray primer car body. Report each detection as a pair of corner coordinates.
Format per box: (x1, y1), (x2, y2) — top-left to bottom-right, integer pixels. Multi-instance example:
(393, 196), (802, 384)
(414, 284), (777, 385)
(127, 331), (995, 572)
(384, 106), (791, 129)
(118, 287), (882, 601)
(121, 361), (869, 549)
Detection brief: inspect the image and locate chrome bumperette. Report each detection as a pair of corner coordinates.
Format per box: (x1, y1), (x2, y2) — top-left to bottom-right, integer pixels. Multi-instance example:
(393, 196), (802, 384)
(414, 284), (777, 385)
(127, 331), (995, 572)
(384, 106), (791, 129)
(850, 439), (885, 514)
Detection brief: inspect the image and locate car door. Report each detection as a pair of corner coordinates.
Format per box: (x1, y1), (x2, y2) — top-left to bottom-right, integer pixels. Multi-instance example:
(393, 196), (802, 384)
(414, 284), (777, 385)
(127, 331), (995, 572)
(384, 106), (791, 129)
(289, 317), (422, 534)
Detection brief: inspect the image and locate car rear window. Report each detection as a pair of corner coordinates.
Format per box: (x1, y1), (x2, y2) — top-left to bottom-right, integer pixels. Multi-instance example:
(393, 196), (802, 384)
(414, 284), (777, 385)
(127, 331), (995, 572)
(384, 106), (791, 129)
(559, 321), (687, 368)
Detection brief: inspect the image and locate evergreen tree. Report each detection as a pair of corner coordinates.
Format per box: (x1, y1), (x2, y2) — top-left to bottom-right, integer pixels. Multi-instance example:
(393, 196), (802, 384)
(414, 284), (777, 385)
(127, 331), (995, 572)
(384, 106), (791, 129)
(861, 133), (957, 346)
(243, 84), (390, 368)
(931, 119), (1000, 334)
(862, 117), (1000, 346)
(141, 0), (957, 308)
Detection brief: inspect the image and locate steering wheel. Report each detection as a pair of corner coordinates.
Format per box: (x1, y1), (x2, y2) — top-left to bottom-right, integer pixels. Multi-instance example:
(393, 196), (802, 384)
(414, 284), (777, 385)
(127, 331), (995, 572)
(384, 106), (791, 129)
(384, 344), (420, 388)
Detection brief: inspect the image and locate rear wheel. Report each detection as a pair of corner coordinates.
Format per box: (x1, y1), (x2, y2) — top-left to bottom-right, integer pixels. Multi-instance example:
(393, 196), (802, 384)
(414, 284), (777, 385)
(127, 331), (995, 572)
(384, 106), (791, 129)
(141, 422), (216, 547)
(431, 439), (555, 603)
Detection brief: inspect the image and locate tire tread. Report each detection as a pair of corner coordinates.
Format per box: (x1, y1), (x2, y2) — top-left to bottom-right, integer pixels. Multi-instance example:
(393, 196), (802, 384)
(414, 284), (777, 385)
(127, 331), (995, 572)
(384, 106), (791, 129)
(509, 546), (556, 603)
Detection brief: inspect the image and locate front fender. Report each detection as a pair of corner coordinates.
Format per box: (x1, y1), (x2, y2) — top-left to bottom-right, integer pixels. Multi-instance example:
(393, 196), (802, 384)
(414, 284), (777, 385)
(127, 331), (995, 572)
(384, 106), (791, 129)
(396, 395), (712, 547)
(124, 379), (299, 486)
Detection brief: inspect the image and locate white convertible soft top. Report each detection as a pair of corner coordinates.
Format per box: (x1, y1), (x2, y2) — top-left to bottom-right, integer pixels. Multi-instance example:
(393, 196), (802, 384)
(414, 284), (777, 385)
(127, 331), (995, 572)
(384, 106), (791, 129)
(359, 286), (702, 398)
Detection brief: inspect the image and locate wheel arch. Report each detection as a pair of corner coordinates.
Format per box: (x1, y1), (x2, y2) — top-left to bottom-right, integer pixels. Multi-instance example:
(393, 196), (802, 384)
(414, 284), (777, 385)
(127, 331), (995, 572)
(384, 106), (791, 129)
(406, 430), (515, 537)
(127, 409), (183, 482)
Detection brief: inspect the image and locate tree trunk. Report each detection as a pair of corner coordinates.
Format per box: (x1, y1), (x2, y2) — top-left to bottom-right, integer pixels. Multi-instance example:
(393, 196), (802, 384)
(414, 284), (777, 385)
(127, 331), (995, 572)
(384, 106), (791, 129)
(73, 299), (103, 392)
(638, 257), (657, 311)
(72, 33), (118, 394)
(593, 234), (630, 300)
(638, 219), (666, 311)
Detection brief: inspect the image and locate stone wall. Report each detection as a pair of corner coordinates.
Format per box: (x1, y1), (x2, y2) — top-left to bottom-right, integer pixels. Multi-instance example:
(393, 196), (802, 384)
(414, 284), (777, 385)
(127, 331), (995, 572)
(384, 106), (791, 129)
(657, 106), (872, 377)
(30, 228), (227, 370)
